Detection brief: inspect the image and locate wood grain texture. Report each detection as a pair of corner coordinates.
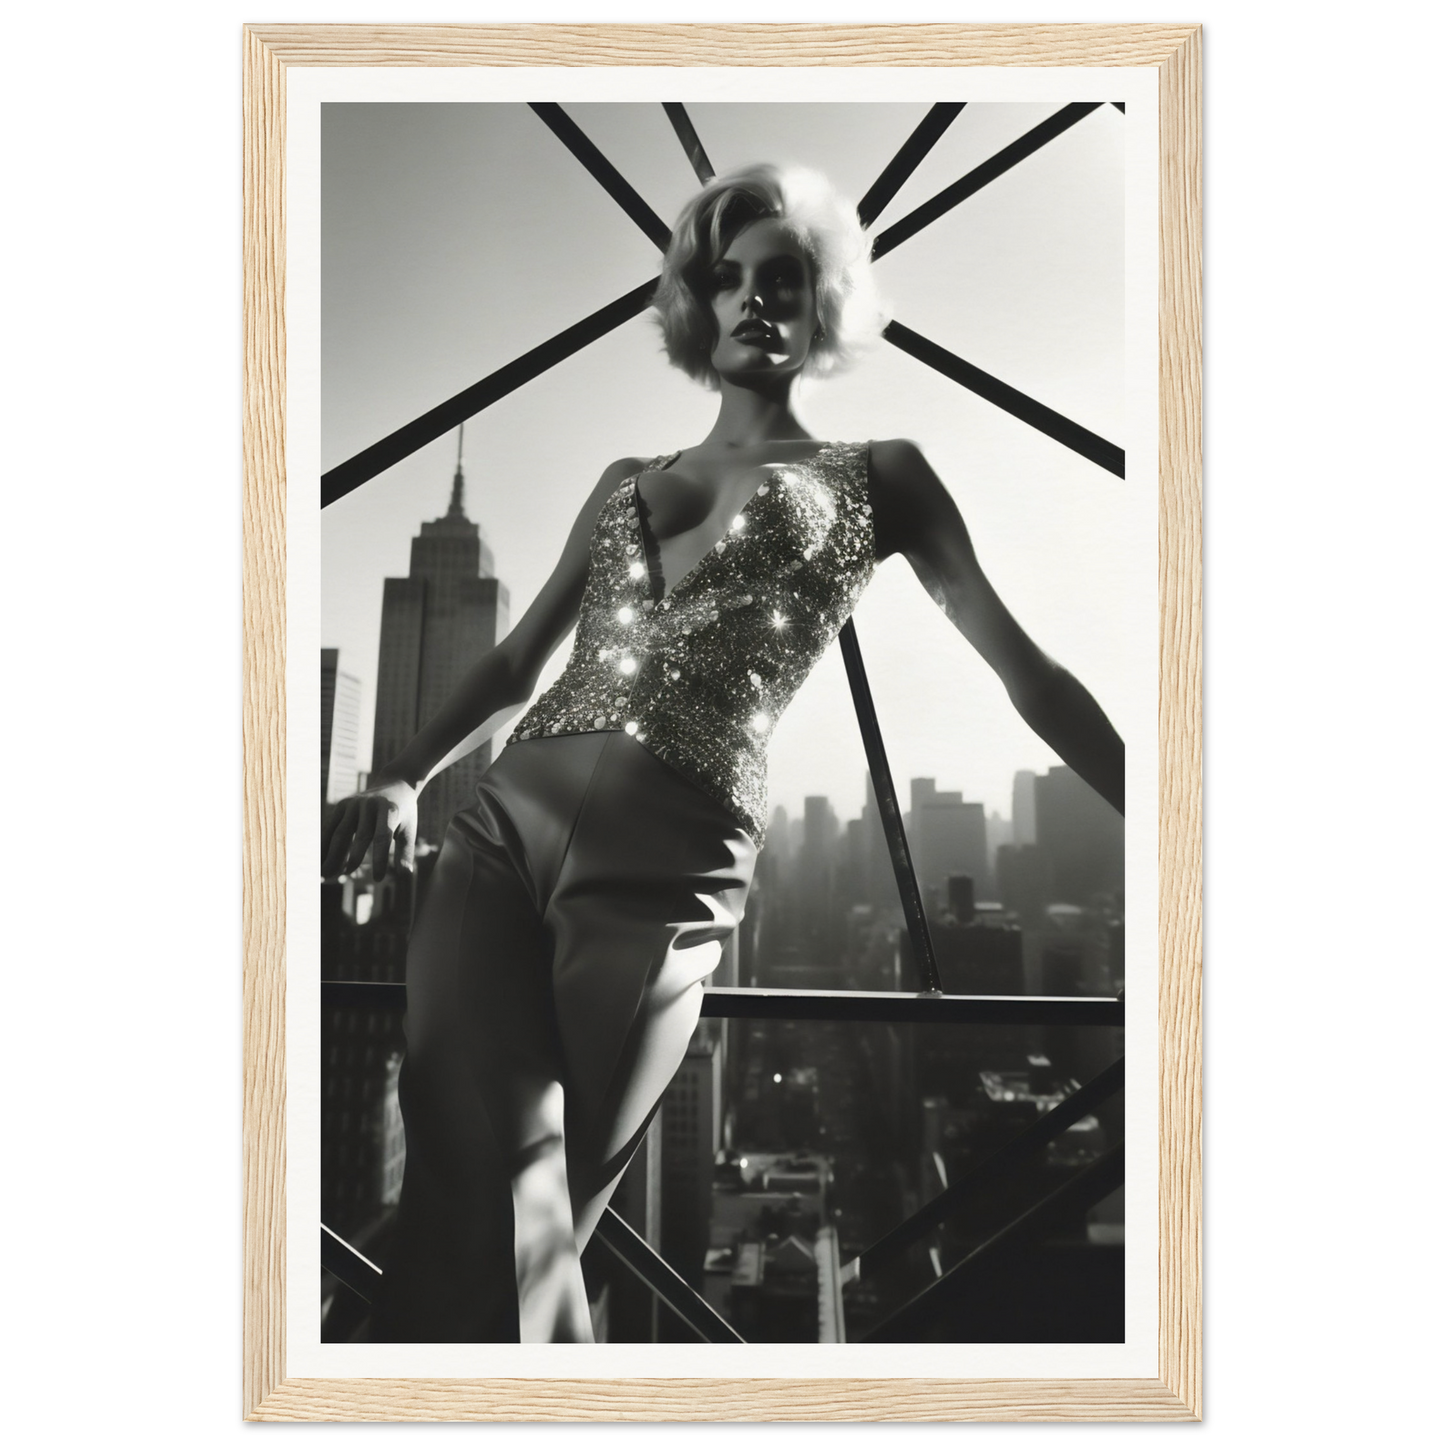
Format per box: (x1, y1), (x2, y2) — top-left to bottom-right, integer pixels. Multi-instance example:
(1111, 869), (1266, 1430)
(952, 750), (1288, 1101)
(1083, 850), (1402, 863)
(241, 22), (287, 1423)
(241, 21), (1204, 1423)
(250, 1376), (1197, 1423)
(1156, 24), (1204, 1425)
(243, 22), (1203, 68)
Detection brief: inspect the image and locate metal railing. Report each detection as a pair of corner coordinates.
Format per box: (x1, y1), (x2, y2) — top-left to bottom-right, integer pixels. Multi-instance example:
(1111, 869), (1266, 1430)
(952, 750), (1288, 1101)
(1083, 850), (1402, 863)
(319, 99), (1127, 1343)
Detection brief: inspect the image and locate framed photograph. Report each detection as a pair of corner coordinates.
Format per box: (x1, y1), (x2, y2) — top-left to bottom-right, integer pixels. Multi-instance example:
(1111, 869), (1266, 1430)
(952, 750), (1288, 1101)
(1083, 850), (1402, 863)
(243, 22), (1201, 1422)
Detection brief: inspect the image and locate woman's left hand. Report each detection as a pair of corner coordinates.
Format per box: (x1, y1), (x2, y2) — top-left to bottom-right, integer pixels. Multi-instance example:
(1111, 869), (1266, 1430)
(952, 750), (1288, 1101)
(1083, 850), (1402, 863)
(321, 774), (420, 881)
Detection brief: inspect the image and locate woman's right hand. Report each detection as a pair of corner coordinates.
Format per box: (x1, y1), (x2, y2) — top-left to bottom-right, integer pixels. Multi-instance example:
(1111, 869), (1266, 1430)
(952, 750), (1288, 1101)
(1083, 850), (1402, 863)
(321, 775), (419, 881)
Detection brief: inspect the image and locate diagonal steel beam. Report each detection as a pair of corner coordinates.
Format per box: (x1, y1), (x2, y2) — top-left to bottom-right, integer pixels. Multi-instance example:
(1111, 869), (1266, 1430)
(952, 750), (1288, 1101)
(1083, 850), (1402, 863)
(857, 102), (967, 229)
(838, 618), (941, 994)
(871, 102), (1104, 260)
(847, 1057), (1124, 1281)
(529, 102), (673, 252)
(663, 102), (715, 184)
(859, 1143), (1125, 1342)
(593, 1207), (744, 1343)
(885, 321), (1126, 479)
(321, 280), (657, 505)
(321, 1222), (383, 1303)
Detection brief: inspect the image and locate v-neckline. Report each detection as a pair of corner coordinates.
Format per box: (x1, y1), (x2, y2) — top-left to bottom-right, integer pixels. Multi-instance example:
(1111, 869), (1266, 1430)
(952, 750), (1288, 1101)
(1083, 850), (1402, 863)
(632, 441), (841, 604)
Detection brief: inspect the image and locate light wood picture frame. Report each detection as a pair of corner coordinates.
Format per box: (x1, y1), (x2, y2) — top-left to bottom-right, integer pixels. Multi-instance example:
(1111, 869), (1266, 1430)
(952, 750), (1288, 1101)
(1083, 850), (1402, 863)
(243, 21), (1201, 1422)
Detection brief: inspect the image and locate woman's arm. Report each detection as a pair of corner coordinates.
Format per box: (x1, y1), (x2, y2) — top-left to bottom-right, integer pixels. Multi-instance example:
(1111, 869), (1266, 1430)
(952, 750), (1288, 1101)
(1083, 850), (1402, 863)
(868, 438), (1124, 815)
(321, 455), (648, 880)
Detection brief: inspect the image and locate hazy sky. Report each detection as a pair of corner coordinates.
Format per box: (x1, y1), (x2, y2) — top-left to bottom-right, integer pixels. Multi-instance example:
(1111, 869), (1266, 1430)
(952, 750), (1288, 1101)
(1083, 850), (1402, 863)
(320, 100), (1139, 822)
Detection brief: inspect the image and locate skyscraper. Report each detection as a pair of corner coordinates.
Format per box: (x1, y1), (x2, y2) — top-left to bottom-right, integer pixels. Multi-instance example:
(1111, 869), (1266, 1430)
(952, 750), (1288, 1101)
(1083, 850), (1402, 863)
(861, 773), (896, 911)
(321, 648), (362, 807)
(371, 432), (509, 846)
(1012, 769), (1039, 846)
(661, 1034), (723, 1291)
(908, 779), (990, 912)
(1034, 765), (1125, 903)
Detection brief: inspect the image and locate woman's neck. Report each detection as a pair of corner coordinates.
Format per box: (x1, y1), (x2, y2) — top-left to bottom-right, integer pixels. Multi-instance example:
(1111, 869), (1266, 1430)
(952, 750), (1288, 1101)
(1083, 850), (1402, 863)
(698, 377), (812, 454)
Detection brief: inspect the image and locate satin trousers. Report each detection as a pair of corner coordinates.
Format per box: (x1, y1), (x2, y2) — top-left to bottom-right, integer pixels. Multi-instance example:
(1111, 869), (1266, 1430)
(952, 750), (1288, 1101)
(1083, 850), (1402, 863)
(369, 731), (757, 1343)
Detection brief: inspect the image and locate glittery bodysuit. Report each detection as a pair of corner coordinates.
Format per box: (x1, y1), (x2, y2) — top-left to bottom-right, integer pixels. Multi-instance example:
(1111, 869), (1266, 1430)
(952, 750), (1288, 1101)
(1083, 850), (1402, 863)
(374, 440), (879, 1345)
(509, 439), (878, 844)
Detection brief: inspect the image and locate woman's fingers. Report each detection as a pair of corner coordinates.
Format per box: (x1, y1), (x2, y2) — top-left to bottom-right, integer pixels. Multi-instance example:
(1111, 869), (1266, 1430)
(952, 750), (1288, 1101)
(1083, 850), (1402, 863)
(321, 797), (360, 877)
(341, 797), (378, 875)
(395, 816), (416, 876)
(370, 806), (396, 882)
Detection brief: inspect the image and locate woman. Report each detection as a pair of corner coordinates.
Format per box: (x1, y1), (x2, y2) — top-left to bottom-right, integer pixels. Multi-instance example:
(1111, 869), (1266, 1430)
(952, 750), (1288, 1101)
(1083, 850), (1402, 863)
(322, 164), (1124, 1343)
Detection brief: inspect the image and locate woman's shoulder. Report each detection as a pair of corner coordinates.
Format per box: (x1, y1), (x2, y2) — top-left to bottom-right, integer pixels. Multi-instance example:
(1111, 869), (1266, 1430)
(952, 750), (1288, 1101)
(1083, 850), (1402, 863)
(859, 439), (945, 560)
(863, 436), (930, 481)
(600, 454), (656, 486)
(565, 455), (656, 538)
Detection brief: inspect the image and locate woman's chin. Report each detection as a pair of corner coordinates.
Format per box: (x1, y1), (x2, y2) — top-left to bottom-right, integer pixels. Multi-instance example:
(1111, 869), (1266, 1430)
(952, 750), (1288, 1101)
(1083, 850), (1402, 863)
(715, 355), (802, 386)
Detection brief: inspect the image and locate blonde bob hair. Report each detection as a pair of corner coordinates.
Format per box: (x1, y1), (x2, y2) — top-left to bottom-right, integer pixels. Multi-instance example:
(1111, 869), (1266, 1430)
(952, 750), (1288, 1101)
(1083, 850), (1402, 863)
(653, 163), (889, 389)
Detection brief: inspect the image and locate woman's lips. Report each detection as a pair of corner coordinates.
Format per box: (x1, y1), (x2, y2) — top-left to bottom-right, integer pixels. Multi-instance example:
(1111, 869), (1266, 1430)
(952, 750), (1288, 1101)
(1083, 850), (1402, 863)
(731, 323), (778, 347)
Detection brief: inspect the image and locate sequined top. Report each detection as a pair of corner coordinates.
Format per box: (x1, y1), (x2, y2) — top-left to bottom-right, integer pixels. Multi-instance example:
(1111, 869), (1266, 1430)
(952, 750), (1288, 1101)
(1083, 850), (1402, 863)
(509, 440), (877, 845)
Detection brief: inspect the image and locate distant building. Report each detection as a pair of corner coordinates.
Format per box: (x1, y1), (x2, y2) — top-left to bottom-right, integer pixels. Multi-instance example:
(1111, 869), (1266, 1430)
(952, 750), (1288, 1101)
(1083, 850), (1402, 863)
(1012, 770), (1038, 846)
(372, 435), (508, 845)
(798, 796), (839, 960)
(985, 809), (1013, 887)
(321, 649), (362, 807)
(661, 1034), (723, 1288)
(1034, 766), (1125, 904)
(862, 773), (899, 912)
(933, 913), (1026, 996)
(908, 779), (990, 912)
(320, 859), (434, 1238)
(996, 843), (1053, 926)
(320, 1007), (406, 1237)
(704, 1152), (840, 1340)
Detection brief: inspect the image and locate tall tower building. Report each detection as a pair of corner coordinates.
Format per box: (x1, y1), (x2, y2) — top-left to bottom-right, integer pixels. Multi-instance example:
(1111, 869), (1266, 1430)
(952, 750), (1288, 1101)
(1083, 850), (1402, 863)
(320, 648), (362, 807)
(1012, 770), (1039, 846)
(660, 1034), (723, 1292)
(1034, 765), (1125, 903)
(909, 780), (989, 912)
(372, 430), (509, 846)
(861, 772), (896, 911)
(798, 796), (838, 928)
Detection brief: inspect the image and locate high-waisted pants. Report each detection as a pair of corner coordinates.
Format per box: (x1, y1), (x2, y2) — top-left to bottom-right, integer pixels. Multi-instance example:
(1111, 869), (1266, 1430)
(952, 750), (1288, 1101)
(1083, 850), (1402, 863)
(369, 731), (757, 1343)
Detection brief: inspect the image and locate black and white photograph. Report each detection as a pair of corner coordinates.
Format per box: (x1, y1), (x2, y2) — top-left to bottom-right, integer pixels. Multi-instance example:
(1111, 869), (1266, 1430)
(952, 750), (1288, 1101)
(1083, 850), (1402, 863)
(306, 81), (1155, 1367)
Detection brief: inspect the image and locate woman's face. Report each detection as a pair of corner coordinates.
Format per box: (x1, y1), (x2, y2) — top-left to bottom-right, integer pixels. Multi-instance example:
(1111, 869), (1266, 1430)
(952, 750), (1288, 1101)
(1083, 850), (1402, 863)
(704, 218), (818, 385)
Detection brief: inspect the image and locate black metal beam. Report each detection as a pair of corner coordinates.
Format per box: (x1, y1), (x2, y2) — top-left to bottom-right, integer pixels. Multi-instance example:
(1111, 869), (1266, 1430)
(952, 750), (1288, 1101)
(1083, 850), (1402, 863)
(884, 320), (1126, 479)
(321, 1222), (383, 1304)
(849, 1057), (1124, 1279)
(859, 1142), (1125, 1342)
(528, 103), (673, 253)
(871, 102), (1104, 261)
(857, 103), (967, 229)
(320, 280), (657, 505)
(701, 986), (1123, 1027)
(838, 619), (942, 993)
(662, 103), (715, 184)
(593, 1208), (744, 1343)
(322, 979), (1124, 1027)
